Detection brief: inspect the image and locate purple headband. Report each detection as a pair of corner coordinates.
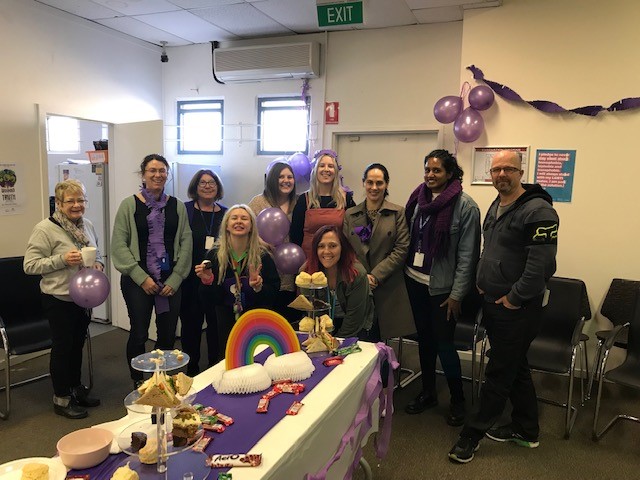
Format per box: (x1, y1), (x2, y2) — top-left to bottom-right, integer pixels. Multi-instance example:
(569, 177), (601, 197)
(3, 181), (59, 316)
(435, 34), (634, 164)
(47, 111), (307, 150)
(313, 149), (338, 162)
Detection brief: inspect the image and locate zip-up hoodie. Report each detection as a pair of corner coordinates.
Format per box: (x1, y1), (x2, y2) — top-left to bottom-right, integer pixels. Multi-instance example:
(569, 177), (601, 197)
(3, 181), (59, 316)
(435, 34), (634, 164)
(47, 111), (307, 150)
(477, 184), (558, 307)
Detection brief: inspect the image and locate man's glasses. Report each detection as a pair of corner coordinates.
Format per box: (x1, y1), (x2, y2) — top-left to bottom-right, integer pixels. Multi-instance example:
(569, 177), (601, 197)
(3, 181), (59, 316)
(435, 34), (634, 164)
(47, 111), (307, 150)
(62, 198), (87, 206)
(198, 181), (217, 187)
(145, 168), (168, 175)
(489, 167), (520, 175)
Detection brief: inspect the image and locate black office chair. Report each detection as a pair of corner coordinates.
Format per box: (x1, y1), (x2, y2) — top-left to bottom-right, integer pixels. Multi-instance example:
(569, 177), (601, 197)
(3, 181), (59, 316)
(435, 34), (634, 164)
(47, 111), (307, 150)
(587, 278), (640, 400)
(0, 256), (93, 420)
(592, 284), (640, 441)
(527, 276), (586, 438)
(477, 277), (586, 438)
(452, 292), (485, 403)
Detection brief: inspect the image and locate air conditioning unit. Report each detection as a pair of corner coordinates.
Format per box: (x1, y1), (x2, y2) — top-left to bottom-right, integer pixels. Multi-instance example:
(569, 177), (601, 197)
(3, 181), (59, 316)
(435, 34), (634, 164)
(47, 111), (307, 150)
(214, 42), (320, 83)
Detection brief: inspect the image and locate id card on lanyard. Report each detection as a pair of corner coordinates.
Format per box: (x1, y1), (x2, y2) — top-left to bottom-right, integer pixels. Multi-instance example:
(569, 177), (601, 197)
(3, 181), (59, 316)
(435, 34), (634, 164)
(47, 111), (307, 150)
(198, 203), (217, 251)
(413, 213), (430, 268)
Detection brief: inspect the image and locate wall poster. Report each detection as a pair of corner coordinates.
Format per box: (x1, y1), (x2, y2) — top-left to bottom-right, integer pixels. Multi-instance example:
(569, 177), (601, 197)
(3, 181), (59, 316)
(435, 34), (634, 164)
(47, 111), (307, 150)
(0, 162), (24, 215)
(534, 149), (576, 202)
(472, 146), (530, 185)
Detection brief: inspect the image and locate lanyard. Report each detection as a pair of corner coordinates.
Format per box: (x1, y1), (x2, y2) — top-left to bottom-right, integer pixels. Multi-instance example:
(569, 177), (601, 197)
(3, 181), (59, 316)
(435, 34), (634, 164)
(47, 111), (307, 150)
(231, 251), (248, 320)
(196, 202), (217, 236)
(416, 213), (430, 252)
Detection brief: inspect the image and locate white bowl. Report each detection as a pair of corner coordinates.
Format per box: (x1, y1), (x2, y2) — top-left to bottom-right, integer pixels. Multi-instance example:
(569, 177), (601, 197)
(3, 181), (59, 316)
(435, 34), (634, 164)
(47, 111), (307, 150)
(56, 427), (113, 469)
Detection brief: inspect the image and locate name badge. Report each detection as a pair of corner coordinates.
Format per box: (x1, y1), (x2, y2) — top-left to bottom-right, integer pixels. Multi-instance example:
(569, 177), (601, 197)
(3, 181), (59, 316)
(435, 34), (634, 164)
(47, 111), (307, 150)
(413, 252), (425, 267)
(205, 236), (215, 250)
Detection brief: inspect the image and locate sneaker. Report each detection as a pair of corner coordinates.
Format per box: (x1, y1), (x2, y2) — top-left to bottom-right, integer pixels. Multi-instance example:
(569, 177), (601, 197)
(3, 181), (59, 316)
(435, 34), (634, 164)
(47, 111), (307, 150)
(448, 437), (479, 464)
(446, 401), (466, 427)
(485, 424), (539, 448)
(404, 392), (438, 415)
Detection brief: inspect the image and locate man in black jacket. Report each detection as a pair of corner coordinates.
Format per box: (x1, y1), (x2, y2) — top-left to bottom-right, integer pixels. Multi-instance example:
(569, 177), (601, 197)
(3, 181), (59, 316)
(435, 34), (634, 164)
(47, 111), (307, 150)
(449, 150), (559, 463)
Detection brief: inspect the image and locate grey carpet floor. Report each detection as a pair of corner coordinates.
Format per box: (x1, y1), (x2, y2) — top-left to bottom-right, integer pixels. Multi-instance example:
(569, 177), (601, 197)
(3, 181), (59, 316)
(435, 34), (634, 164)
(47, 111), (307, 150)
(2, 328), (639, 479)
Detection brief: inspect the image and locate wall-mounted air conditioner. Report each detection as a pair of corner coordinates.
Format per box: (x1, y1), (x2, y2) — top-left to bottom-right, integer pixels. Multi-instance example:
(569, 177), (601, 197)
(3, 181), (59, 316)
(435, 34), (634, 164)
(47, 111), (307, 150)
(214, 42), (320, 83)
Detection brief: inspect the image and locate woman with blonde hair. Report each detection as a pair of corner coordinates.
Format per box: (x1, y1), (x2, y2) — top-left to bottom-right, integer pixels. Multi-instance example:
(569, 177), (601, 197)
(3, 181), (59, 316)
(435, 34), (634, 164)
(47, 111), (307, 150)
(24, 179), (103, 419)
(290, 150), (355, 259)
(196, 205), (280, 356)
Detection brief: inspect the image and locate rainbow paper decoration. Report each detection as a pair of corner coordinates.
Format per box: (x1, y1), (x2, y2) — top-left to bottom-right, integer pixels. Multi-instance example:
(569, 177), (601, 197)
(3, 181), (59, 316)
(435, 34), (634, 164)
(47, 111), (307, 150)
(225, 308), (301, 371)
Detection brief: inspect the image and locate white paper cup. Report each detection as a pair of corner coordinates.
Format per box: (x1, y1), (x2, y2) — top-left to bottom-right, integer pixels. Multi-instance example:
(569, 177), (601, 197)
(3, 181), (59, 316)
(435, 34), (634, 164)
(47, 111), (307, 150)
(81, 246), (97, 267)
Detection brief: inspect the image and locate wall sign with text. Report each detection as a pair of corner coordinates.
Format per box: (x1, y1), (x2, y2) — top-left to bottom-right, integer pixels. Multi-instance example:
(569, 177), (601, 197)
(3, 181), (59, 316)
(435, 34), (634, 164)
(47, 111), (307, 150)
(534, 149), (576, 202)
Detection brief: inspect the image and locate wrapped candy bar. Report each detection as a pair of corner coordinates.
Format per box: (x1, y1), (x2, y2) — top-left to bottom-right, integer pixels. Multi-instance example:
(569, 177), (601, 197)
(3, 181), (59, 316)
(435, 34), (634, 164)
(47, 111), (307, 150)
(203, 423), (226, 433)
(216, 413), (234, 426)
(286, 401), (303, 415)
(218, 474), (232, 480)
(262, 389), (280, 400)
(192, 436), (212, 453)
(256, 397), (269, 413)
(207, 453), (262, 468)
(275, 383), (305, 394)
(323, 356), (344, 367)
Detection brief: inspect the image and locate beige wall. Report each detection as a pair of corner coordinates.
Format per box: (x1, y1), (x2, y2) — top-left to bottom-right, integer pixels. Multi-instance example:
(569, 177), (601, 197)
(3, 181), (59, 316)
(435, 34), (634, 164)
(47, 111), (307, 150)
(460, 0), (640, 333)
(0, 0), (162, 257)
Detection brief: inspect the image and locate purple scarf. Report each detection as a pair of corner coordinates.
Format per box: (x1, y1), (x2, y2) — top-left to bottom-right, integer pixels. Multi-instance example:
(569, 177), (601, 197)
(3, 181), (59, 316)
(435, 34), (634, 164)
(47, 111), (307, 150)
(405, 179), (462, 259)
(141, 188), (169, 314)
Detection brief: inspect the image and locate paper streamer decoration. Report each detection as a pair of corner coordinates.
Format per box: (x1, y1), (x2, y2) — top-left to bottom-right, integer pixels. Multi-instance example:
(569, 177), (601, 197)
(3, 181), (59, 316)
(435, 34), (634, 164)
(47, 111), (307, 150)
(467, 64), (640, 116)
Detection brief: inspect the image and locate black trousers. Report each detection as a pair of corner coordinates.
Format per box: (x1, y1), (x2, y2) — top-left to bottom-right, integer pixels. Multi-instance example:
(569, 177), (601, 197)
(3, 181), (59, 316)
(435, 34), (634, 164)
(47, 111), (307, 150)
(41, 294), (90, 398)
(461, 297), (543, 443)
(180, 276), (218, 375)
(404, 275), (464, 403)
(120, 275), (182, 381)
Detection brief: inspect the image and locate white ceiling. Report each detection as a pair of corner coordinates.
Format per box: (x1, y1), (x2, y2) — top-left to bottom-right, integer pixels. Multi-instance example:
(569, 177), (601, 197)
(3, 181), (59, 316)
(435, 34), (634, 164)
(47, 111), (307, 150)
(34, 0), (501, 47)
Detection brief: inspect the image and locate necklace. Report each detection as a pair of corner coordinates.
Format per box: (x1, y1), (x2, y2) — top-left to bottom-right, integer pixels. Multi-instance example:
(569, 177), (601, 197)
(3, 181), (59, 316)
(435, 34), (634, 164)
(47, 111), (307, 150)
(366, 208), (380, 223)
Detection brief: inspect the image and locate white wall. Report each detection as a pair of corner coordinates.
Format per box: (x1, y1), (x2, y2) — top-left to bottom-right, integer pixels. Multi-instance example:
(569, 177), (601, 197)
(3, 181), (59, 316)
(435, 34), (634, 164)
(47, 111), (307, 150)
(0, 0), (163, 257)
(459, 0), (640, 334)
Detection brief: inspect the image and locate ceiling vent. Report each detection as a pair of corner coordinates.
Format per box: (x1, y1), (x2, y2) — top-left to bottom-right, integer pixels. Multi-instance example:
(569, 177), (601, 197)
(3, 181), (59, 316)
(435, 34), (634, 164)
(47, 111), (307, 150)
(214, 42), (320, 83)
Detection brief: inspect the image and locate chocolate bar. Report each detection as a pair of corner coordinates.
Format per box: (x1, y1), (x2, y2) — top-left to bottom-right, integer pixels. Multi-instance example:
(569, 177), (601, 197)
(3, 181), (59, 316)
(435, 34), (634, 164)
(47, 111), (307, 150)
(207, 453), (262, 468)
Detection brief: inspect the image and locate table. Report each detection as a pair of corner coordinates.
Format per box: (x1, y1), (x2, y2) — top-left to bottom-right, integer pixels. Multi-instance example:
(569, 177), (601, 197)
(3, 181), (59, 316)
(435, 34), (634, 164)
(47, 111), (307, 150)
(72, 340), (396, 479)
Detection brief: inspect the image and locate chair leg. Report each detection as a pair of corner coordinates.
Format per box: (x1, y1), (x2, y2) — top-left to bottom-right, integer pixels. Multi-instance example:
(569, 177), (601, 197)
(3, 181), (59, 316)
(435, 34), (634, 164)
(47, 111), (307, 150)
(0, 350), (10, 420)
(592, 348), (610, 440)
(564, 351), (577, 438)
(587, 339), (604, 401)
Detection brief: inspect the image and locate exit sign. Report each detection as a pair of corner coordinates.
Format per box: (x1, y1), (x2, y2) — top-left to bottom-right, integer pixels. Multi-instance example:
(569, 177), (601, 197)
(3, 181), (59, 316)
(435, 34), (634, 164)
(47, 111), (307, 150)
(317, 1), (364, 27)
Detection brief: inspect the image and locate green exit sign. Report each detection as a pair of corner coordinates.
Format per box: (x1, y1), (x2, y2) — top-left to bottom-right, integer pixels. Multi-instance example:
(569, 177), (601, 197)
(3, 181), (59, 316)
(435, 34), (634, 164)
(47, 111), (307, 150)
(317, 1), (364, 27)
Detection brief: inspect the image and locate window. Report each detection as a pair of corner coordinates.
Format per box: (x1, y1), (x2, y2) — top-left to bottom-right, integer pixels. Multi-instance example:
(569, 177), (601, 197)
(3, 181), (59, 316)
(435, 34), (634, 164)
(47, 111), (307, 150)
(177, 100), (224, 154)
(46, 115), (80, 153)
(257, 96), (310, 155)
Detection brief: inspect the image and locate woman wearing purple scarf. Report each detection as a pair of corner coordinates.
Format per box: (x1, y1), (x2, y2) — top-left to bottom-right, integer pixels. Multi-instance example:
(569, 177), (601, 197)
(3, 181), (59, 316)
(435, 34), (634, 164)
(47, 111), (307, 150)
(112, 154), (192, 388)
(403, 149), (480, 427)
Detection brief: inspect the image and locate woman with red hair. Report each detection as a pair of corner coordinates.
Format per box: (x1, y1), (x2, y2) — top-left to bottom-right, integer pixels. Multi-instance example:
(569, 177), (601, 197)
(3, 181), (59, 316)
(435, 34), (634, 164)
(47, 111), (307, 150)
(304, 225), (373, 338)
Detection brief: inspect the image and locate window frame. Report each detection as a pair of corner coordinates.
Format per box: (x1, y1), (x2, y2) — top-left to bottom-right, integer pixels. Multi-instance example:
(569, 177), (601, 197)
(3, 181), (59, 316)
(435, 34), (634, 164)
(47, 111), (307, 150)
(257, 95), (310, 156)
(177, 99), (224, 155)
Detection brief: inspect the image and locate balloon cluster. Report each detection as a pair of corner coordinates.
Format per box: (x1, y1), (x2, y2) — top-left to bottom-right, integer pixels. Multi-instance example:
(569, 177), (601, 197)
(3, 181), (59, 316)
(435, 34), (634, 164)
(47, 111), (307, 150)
(256, 207), (306, 275)
(433, 85), (495, 143)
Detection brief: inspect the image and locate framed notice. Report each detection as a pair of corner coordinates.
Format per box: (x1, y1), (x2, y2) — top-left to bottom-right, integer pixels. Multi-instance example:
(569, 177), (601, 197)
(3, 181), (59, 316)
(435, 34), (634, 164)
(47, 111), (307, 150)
(472, 146), (530, 185)
(534, 149), (576, 202)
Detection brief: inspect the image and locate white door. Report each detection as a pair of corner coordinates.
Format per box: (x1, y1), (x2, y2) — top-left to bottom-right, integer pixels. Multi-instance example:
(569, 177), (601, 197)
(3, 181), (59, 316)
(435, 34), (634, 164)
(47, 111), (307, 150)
(109, 120), (164, 340)
(335, 131), (439, 206)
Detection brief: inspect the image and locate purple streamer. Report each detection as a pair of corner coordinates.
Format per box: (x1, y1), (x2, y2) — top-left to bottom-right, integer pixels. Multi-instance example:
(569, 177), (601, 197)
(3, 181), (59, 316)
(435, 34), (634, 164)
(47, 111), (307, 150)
(467, 64), (640, 116)
(301, 78), (311, 101)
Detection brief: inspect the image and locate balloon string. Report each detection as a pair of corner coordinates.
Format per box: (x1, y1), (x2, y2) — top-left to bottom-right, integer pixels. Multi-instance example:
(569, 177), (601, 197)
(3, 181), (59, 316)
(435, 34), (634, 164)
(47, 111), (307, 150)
(459, 81), (471, 107)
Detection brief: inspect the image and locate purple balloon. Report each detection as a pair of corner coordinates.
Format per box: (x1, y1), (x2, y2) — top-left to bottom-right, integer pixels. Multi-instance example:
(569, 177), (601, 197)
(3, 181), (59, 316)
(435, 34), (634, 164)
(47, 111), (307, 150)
(288, 152), (311, 180)
(468, 85), (495, 111)
(256, 207), (290, 246)
(433, 95), (463, 124)
(453, 108), (484, 143)
(274, 243), (306, 275)
(266, 156), (288, 176)
(69, 268), (110, 308)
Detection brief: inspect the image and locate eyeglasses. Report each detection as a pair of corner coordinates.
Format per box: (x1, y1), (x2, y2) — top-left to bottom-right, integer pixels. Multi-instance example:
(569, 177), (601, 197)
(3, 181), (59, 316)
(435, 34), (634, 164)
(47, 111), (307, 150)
(62, 199), (87, 206)
(489, 167), (521, 175)
(198, 181), (217, 187)
(145, 168), (168, 175)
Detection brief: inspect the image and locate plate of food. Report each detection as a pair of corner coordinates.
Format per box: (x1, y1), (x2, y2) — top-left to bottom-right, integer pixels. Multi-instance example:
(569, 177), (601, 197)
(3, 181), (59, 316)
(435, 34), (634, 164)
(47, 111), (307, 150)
(124, 371), (196, 414)
(0, 457), (66, 480)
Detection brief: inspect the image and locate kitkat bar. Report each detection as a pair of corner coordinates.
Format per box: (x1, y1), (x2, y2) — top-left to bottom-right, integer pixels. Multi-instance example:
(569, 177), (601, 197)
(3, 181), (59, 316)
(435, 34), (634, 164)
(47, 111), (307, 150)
(207, 453), (262, 468)
(216, 412), (234, 425)
(286, 401), (303, 415)
(203, 423), (226, 433)
(256, 397), (269, 413)
(192, 436), (212, 453)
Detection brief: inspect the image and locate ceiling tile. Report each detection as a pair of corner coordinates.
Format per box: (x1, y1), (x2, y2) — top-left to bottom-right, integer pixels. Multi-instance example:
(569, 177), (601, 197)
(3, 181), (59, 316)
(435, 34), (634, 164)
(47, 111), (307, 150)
(357, 0), (418, 29)
(412, 6), (462, 23)
(406, 0), (482, 8)
(134, 10), (238, 43)
(35, 0), (121, 19)
(95, 16), (191, 45)
(91, 0), (181, 16)
(169, 0), (243, 7)
(250, 0), (319, 33)
(192, 3), (294, 37)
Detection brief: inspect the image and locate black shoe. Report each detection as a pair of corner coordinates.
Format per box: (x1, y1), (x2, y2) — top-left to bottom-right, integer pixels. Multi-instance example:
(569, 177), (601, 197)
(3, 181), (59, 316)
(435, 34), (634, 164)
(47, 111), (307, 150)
(72, 385), (101, 407)
(486, 424), (539, 448)
(404, 392), (438, 415)
(54, 402), (88, 419)
(447, 401), (466, 426)
(448, 437), (479, 464)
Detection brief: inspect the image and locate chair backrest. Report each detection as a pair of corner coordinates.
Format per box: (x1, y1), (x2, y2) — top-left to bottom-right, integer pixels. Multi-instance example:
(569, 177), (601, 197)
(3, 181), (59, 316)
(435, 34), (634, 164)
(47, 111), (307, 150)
(626, 285), (640, 362)
(601, 278), (640, 326)
(538, 277), (585, 344)
(0, 256), (43, 320)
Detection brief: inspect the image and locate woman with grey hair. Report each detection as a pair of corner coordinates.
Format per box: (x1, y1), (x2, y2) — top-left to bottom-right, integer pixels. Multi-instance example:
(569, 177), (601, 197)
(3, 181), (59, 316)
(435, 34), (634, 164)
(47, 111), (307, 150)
(24, 179), (103, 419)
